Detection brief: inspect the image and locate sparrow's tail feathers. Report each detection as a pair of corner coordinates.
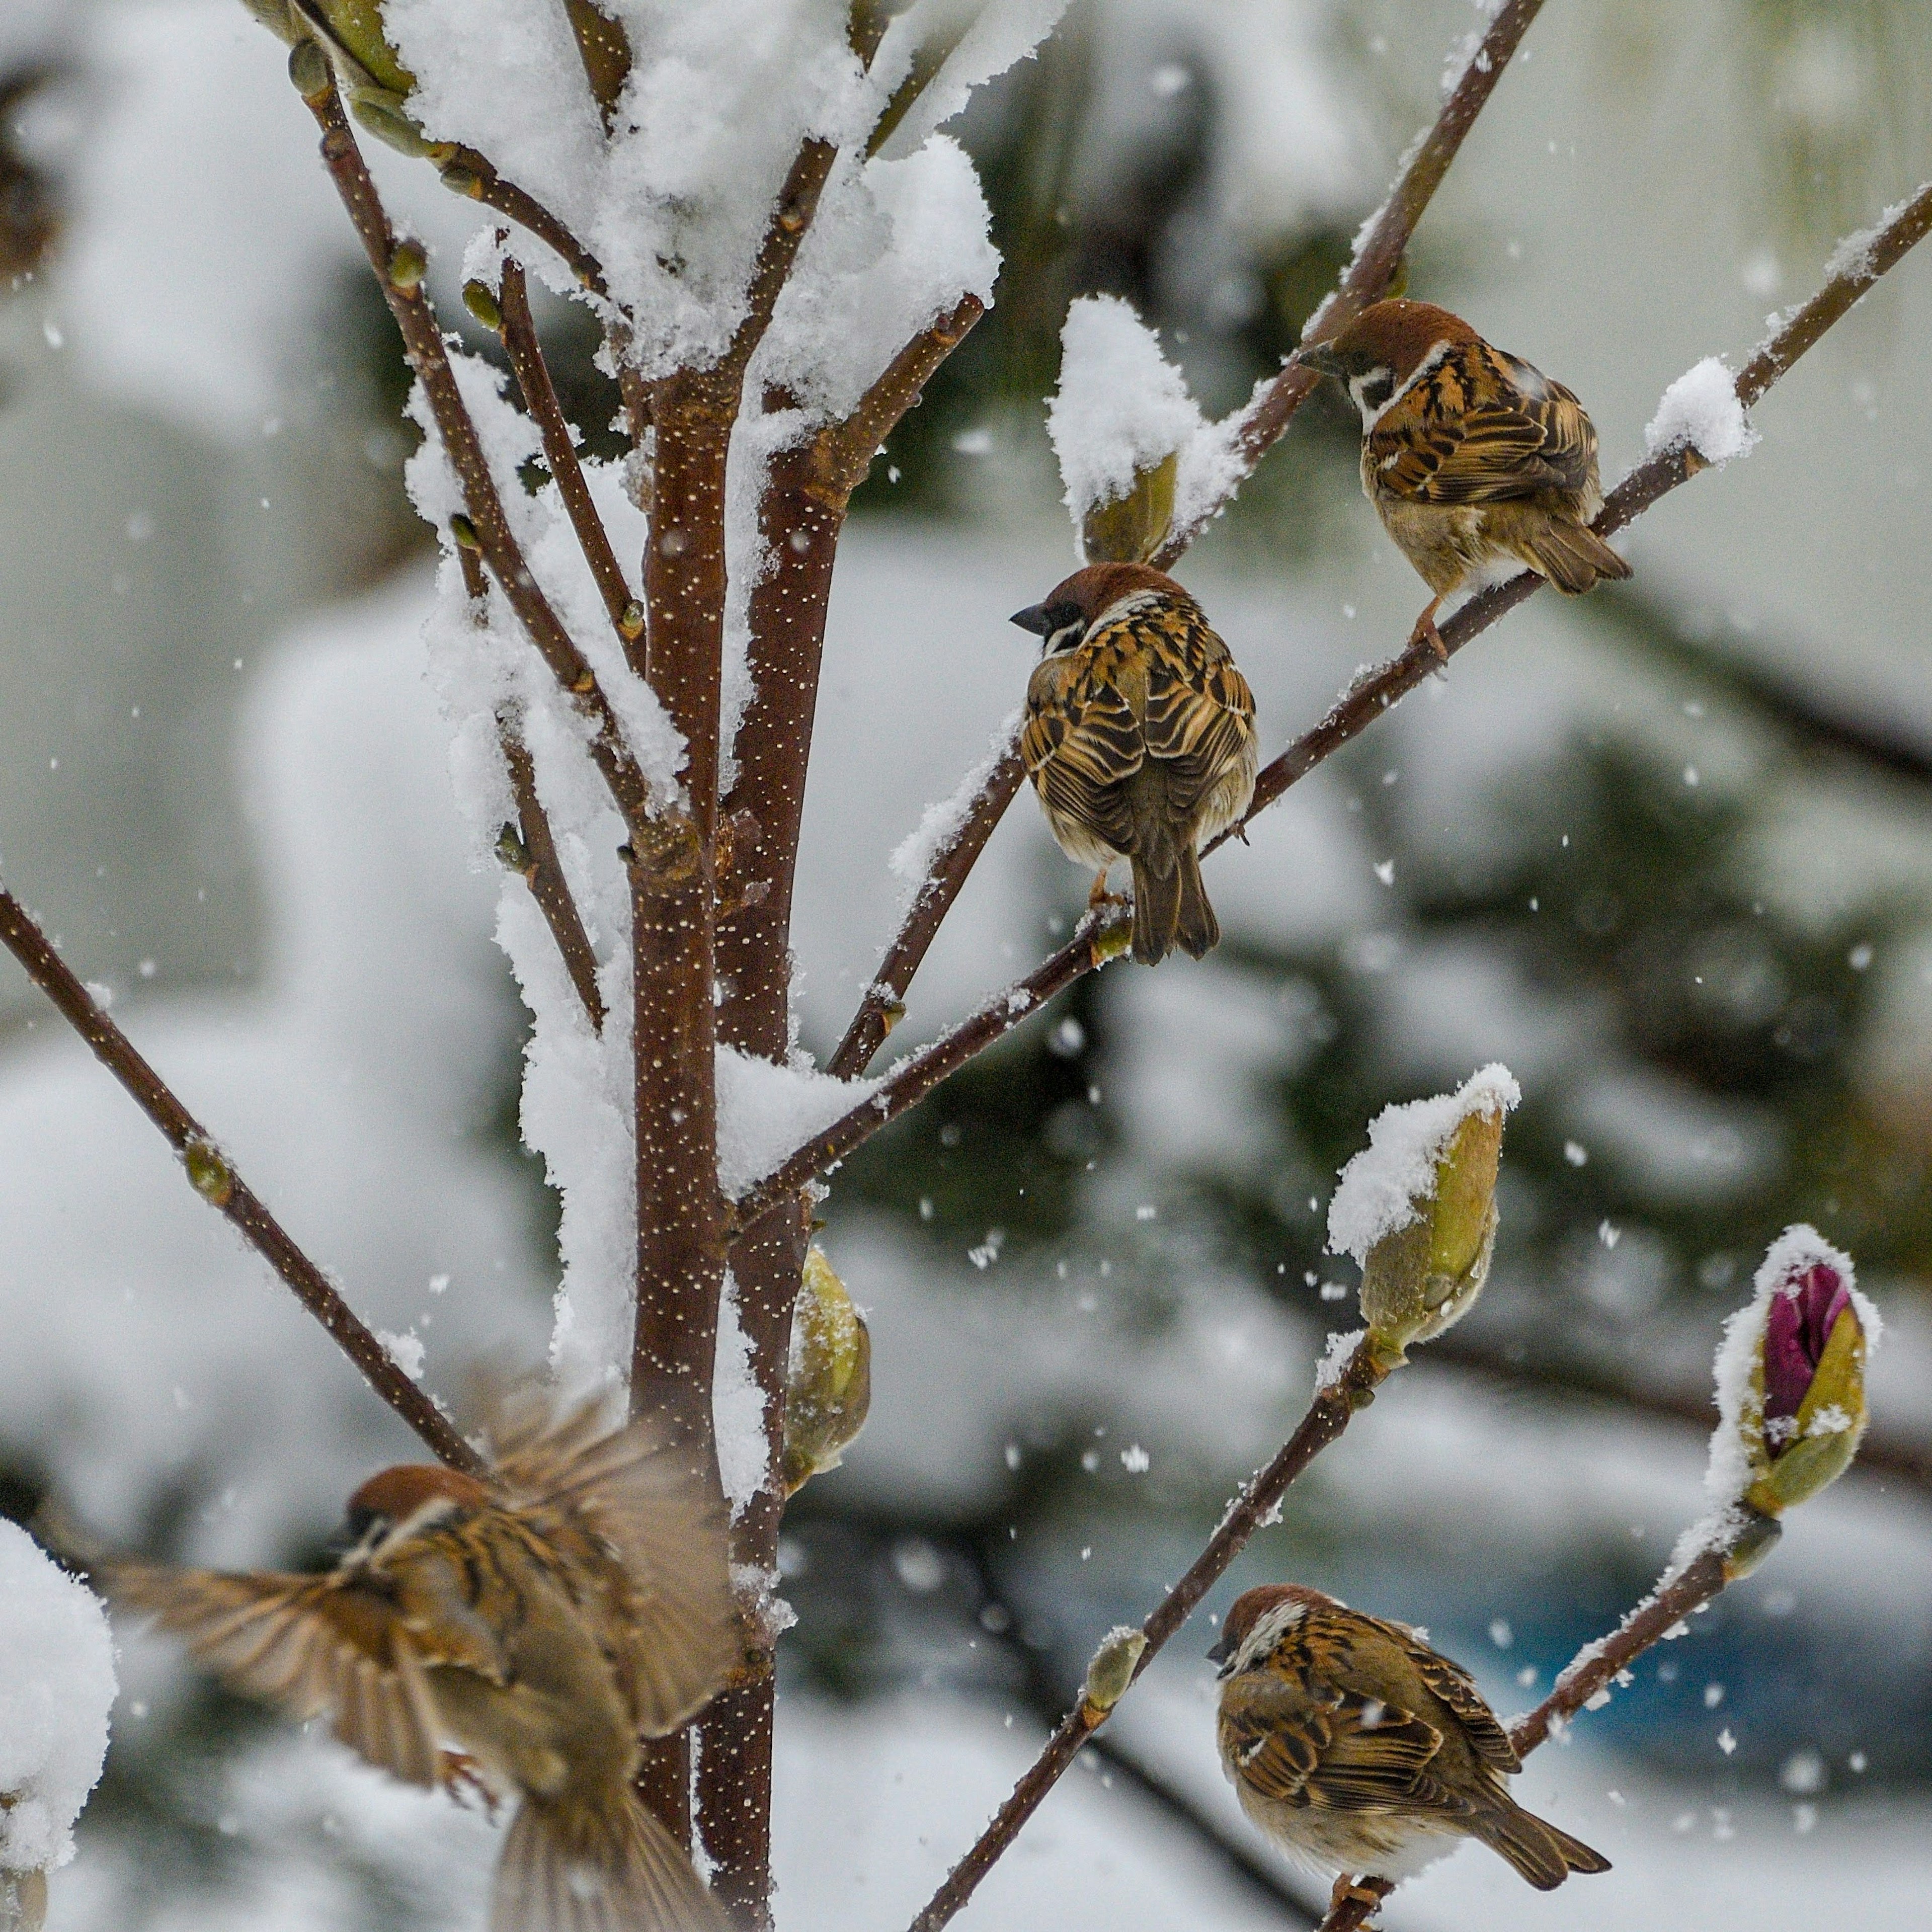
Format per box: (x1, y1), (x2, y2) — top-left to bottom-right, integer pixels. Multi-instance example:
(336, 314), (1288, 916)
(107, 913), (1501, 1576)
(1473, 1801), (1612, 1891)
(1129, 839), (1181, 966)
(494, 1794), (727, 1932)
(1172, 844), (1219, 960)
(1525, 519), (1633, 594)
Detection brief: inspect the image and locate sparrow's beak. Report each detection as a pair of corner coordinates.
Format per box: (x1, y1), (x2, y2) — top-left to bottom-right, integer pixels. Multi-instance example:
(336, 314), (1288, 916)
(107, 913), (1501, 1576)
(1204, 1628), (1232, 1669)
(1294, 340), (1346, 381)
(1009, 601), (1057, 635)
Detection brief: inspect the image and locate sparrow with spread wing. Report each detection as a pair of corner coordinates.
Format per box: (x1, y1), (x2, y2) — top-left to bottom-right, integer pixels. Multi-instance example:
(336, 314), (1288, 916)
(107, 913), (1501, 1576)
(90, 1392), (739, 1932)
(1297, 299), (1631, 656)
(1211, 1584), (1609, 1907)
(1012, 562), (1258, 965)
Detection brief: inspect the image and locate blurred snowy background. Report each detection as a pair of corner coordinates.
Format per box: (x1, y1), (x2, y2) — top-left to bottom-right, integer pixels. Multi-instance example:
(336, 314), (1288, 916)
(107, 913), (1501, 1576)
(1, 0), (1929, 1926)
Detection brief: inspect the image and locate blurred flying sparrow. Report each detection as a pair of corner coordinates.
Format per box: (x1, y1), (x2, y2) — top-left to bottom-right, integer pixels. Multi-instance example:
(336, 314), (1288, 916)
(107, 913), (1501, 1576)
(1012, 561), (1258, 965)
(1210, 1584), (1609, 1905)
(94, 1392), (738, 1932)
(1297, 299), (1631, 655)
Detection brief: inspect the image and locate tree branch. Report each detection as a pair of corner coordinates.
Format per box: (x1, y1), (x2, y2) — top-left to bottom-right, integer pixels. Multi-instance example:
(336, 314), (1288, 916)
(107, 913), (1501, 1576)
(831, 0), (1550, 1082)
(0, 886), (480, 1475)
(906, 1334), (1396, 1932)
(292, 61), (654, 829)
(751, 175), (1932, 1211)
(495, 256), (646, 675)
(499, 723), (608, 1033)
(440, 143), (610, 300)
(1166, 0), (1548, 562)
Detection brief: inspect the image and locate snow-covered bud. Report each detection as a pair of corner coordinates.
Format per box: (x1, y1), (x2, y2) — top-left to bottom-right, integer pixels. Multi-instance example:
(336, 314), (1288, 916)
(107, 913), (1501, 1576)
(1048, 297), (1220, 569)
(780, 1248), (871, 1496)
(183, 1137), (233, 1209)
(1081, 451), (1176, 566)
(1080, 1625), (1146, 1717)
(1710, 1228), (1877, 1521)
(1326, 1066), (1520, 1357)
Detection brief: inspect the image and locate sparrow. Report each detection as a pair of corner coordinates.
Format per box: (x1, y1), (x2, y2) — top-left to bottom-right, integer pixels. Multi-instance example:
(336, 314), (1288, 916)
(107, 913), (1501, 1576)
(1297, 299), (1631, 655)
(92, 1392), (738, 1932)
(1011, 561), (1258, 966)
(1210, 1584), (1609, 1904)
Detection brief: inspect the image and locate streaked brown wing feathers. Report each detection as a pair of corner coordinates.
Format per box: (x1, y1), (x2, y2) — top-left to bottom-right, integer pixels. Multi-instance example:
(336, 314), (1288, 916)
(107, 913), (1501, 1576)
(108, 1564), (446, 1787)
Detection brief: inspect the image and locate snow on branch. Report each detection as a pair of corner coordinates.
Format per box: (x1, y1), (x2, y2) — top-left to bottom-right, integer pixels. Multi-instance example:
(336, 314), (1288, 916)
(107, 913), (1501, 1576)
(1046, 297), (1241, 561)
(1644, 356), (1758, 469)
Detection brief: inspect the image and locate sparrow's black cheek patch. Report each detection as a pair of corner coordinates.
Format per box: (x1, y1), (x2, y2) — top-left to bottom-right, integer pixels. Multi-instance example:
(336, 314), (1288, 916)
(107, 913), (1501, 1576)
(1359, 369), (1395, 410)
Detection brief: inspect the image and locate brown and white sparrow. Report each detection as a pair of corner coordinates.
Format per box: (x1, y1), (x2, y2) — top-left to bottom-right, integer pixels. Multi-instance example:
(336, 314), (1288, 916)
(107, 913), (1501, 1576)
(1210, 1584), (1609, 1901)
(1297, 299), (1631, 655)
(1012, 561), (1258, 965)
(95, 1393), (738, 1932)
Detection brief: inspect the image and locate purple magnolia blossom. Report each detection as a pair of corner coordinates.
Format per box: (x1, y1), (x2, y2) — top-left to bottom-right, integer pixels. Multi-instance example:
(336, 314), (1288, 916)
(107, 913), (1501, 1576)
(1762, 1260), (1853, 1444)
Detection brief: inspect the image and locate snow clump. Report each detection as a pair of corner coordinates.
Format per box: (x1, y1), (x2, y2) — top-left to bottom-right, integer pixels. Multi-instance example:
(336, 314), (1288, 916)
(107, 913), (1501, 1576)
(0, 1521), (117, 1878)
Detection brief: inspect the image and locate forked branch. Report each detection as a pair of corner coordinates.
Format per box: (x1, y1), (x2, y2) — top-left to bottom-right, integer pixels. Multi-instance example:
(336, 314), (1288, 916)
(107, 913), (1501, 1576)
(291, 56), (654, 829)
(833, 0), (1550, 1081)
(0, 887), (480, 1474)
(905, 1334), (1397, 1932)
(737, 177), (1932, 1226)
(1317, 1526), (1762, 1932)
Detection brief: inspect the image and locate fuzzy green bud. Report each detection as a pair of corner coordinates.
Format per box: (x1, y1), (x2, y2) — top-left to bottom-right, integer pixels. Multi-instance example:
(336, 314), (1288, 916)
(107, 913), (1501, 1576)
(286, 37), (333, 100)
(618, 600), (647, 641)
(1080, 450), (1177, 566)
(387, 238), (427, 292)
(1329, 1067), (1518, 1357)
(449, 512), (480, 551)
(184, 1137), (234, 1208)
(1080, 1625), (1146, 1716)
(461, 278), (504, 333)
(780, 1248), (871, 1496)
(308, 0), (415, 98)
(350, 94), (446, 161)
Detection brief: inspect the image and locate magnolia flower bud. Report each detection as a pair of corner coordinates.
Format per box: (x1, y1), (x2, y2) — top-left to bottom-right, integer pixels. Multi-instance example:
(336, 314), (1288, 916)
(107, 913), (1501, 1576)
(779, 1248), (871, 1496)
(1711, 1228), (1877, 1520)
(1326, 1066), (1519, 1355)
(1080, 1625), (1146, 1717)
(1081, 451), (1177, 566)
(302, 0), (416, 99)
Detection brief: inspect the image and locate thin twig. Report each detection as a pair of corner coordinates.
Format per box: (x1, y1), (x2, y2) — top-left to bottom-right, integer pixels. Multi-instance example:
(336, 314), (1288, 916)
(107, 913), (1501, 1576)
(738, 179), (1932, 1218)
(442, 143), (610, 299)
(496, 257), (645, 675)
(1316, 1534), (1750, 1932)
(831, 0), (1549, 1082)
(500, 725), (608, 1032)
(0, 887), (480, 1474)
(1177, 0), (1548, 555)
(732, 904), (1124, 1232)
(905, 1335), (1395, 1932)
(293, 64), (654, 829)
